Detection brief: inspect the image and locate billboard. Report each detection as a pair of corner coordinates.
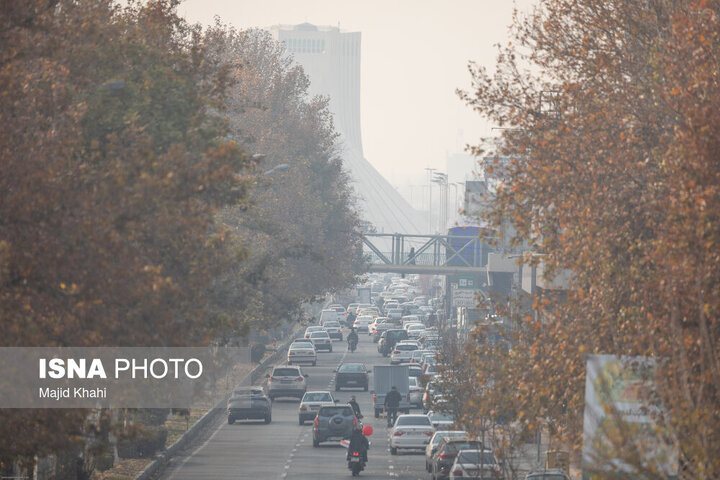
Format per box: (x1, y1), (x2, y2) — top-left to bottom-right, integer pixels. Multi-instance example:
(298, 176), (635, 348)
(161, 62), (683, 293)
(582, 355), (677, 479)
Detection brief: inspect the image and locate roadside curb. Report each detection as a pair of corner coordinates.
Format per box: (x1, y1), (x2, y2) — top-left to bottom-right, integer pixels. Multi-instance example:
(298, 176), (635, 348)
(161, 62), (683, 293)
(134, 330), (301, 480)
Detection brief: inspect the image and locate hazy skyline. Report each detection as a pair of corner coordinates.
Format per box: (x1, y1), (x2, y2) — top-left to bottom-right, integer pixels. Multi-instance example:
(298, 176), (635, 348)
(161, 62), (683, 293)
(179, 0), (533, 187)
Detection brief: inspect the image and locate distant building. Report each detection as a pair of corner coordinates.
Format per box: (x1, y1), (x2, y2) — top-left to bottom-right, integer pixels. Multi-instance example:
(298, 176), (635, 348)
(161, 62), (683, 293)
(271, 24), (424, 234)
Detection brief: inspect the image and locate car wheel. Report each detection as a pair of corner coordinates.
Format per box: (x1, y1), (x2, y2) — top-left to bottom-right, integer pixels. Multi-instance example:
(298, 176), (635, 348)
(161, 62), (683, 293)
(312, 438), (319, 447)
(265, 414), (271, 424)
(227, 416), (234, 425)
(374, 409), (380, 418)
(329, 346), (333, 352)
(335, 385), (340, 392)
(390, 447), (397, 455)
(298, 418), (304, 425)
(363, 384), (368, 392)
(312, 361), (316, 366)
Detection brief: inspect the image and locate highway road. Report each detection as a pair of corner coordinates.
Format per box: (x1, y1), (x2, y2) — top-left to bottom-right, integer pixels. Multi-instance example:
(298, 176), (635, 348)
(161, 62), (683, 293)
(159, 330), (431, 480)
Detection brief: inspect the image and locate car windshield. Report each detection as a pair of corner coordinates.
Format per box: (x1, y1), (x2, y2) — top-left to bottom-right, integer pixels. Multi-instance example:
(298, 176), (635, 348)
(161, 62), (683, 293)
(319, 406), (352, 417)
(396, 416), (431, 426)
(273, 368), (300, 377)
(338, 364), (365, 373)
(303, 392), (332, 402)
(457, 450), (496, 465)
(310, 332), (329, 338)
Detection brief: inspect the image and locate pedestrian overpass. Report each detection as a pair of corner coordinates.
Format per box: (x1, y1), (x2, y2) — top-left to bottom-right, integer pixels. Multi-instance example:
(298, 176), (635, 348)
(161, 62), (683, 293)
(362, 233), (490, 275)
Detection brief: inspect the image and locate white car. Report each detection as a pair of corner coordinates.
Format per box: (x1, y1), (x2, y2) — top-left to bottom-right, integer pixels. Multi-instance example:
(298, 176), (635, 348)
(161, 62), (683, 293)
(406, 323), (426, 338)
(309, 330), (333, 352)
(322, 320), (344, 340)
(287, 342), (317, 366)
(449, 448), (501, 479)
(353, 315), (374, 331)
(390, 341), (419, 364)
(298, 391), (336, 425)
(389, 414), (434, 455)
(408, 376), (423, 406)
(427, 410), (455, 429)
(304, 326), (326, 338)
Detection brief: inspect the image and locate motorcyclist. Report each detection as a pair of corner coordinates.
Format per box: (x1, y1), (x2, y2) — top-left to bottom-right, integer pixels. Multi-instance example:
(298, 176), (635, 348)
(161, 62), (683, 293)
(348, 395), (363, 419)
(347, 328), (359, 351)
(347, 425), (369, 463)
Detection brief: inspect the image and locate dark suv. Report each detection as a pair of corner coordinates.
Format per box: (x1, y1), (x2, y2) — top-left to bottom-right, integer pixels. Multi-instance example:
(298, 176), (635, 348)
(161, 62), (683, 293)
(431, 438), (484, 480)
(312, 405), (357, 447)
(377, 329), (409, 356)
(226, 387), (272, 424)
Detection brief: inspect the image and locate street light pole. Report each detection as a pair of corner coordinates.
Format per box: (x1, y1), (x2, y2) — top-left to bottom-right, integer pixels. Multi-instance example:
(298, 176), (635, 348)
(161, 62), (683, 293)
(425, 168), (436, 232)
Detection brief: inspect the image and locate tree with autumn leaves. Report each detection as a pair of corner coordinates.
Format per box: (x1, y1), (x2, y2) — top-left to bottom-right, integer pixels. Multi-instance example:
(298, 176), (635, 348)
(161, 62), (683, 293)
(450, 0), (720, 478)
(0, 0), (360, 469)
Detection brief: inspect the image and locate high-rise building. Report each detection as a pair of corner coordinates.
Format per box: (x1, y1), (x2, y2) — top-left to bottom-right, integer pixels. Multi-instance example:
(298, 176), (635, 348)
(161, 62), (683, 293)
(271, 23), (424, 234)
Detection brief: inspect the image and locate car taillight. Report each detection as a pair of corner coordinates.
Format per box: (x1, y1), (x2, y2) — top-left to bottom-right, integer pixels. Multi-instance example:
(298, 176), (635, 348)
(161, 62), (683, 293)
(352, 451), (360, 456)
(372, 394), (377, 402)
(452, 469), (463, 476)
(438, 453), (453, 459)
(313, 417), (318, 427)
(268, 377), (275, 382)
(406, 393), (410, 402)
(393, 431), (405, 436)
(295, 376), (304, 382)
(411, 358), (415, 363)
(393, 350), (399, 354)
(424, 431), (433, 436)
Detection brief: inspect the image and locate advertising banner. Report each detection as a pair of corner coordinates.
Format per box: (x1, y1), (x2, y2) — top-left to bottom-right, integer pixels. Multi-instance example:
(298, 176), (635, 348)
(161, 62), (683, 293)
(582, 354), (677, 478)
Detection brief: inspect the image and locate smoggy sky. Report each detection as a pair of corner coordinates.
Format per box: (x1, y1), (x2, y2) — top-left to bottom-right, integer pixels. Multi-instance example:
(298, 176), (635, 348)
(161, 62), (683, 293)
(178, 0), (534, 186)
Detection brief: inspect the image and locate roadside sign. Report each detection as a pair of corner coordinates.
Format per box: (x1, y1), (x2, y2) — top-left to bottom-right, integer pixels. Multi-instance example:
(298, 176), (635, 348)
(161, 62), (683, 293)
(456, 275), (476, 289)
(451, 287), (482, 307)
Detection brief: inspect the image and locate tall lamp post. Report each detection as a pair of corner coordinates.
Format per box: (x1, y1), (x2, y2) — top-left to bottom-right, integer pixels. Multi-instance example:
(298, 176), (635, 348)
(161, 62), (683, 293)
(432, 172), (448, 232)
(425, 168), (436, 232)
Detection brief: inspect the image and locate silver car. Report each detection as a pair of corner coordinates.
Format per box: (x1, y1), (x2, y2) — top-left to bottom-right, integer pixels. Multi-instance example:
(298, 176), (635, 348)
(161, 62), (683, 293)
(309, 330), (333, 352)
(298, 391), (336, 425)
(287, 342), (317, 366)
(266, 365), (308, 400)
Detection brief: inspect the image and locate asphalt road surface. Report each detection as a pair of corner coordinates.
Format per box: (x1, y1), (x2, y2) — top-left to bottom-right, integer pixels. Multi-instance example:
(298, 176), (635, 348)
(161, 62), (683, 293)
(159, 330), (431, 480)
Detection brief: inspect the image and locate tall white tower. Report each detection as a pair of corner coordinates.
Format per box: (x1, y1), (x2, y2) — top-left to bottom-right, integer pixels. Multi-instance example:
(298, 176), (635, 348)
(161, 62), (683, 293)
(271, 24), (423, 234)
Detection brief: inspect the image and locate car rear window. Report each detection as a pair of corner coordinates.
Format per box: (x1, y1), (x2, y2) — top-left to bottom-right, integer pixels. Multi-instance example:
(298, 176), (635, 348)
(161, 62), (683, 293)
(319, 406), (353, 417)
(396, 415), (431, 426)
(444, 440), (483, 453)
(273, 368), (300, 376)
(303, 392), (333, 402)
(395, 344), (417, 351)
(231, 388), (263, 397)
(457, 450), (496, 464)
(338, 364), (365, 373)
(310, 331), (329, 338)
(324, 321), (341, 327)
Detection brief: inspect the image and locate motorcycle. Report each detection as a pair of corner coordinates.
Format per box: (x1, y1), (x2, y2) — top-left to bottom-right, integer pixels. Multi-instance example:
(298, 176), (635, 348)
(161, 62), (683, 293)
(347, 337), (358, 352)
(347, 450), (365, 476)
